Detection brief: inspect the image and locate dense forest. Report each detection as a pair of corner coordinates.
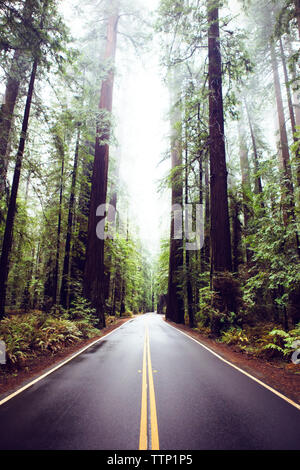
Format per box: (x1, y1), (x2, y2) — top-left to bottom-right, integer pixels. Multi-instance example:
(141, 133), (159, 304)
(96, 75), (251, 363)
(0, 0), (299, 372)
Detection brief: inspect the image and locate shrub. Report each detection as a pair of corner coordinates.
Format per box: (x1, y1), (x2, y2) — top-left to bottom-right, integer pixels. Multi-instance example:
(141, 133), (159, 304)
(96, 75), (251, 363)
(123, 311), (133, 317)
(69, 296), (97, 325)
(196, 274), (243, 337)
(0, 311), (100, 368)
(262, 325), (300, 360)
(196, 286), (215, 327)
(73, 320), (100, 339)
(221, 327), (249, 348)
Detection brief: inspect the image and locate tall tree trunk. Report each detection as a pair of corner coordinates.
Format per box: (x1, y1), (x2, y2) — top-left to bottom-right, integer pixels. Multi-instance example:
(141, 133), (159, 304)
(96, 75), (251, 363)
(84, 2), (119, 328)
(271, 42), (300, 257)
(238, 120), (252, 263)
(0, 0), (32, 201)
(195, 153), (203, 310)
(105, 148), (121, 308)
(204, 157), (210, 266)
(184, 114), (194, 328)
(53, 141), (65, 306)
(230, 192), (243, 273)
(70, 142), (94, 288)
(244, 99), (264, 201)
(285, 37), (300, 128)
(279, 37), (300, 193)
(0, 59), (38, 319)
(60, 125), (81, 309)
(207, 2), (232, 274)
(271, 45), (295, 216)
(0, 50), (21, 200)
(280, 38), (297, 139)
(197, 103), (205, 275)
(166, 75), (184, 325)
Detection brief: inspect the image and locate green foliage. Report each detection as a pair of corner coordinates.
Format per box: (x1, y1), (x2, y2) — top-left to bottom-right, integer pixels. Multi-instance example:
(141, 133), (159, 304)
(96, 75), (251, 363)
(263, 325), (300, 359)
(69, 296), (97, 322)
(218, 322), (300, 361)
(221, 327), (250, 347)
(154, 238), (170, 297)
(106, 233), (153, 315)
(0, 312), (100, 368)
(196, 285), (216, 327)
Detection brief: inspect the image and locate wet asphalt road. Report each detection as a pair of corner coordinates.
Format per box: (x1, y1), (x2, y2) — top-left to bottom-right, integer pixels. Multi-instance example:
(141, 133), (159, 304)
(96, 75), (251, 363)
(0, 313), (299, 450)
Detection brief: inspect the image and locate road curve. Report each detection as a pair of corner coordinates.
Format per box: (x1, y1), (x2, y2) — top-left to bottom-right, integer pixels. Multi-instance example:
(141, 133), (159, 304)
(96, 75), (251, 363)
(0, 313), (299, 450)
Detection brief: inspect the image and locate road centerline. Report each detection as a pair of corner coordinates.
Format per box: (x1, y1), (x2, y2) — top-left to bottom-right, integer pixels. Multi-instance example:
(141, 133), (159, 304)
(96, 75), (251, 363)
(146, 324), (160, 450)
(139, 326), (148, 450)
(138, 320), (160, 450)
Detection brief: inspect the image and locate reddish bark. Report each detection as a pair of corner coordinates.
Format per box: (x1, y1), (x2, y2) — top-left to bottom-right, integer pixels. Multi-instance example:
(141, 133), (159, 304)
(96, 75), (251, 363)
(84, 3), (119, 327)
(207, 2), (232, 273)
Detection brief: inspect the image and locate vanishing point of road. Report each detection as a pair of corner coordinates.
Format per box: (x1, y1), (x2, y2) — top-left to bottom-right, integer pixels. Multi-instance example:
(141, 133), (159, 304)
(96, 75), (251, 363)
(0, 313), (299, 450)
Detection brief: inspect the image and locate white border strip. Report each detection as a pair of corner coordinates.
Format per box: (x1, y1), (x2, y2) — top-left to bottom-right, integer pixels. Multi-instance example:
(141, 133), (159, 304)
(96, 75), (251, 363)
(0, 320), (129, 407)
(165, 321), (300, 411)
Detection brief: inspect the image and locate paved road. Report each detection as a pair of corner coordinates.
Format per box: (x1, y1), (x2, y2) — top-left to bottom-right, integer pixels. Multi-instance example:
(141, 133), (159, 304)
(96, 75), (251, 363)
(0, 313), (299, 450)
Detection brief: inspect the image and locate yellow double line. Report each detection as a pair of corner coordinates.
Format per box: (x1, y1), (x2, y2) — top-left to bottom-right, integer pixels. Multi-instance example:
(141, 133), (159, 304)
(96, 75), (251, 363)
(139, 324), (159, 450)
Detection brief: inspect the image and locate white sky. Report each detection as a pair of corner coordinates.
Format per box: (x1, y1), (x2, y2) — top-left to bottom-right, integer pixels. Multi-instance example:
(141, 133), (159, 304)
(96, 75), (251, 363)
(114, 44), (170, 255)
(112, 0), (171, 255)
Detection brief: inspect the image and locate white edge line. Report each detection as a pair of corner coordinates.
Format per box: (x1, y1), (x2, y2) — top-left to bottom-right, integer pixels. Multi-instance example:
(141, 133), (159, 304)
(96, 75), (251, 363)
(165, 321), (300, 411)
(0, 320), (129, 406)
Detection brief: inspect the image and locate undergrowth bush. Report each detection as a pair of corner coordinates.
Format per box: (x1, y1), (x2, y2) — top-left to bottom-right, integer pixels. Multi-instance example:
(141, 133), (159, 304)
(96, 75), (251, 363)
(0, 311), (100, 368)
(261, 324), (300, 360)
(196, 274), (243, 337)
(218, 322), (300, 362)
(68, 296), (97, 323)
(221, 327), (249, 348)
(123, 311), (134, 317)
(196, 286), (216, 327)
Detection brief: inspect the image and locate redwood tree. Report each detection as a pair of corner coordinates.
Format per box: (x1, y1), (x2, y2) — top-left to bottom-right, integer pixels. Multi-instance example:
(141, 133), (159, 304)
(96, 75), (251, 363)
(270, 44), (296, 221)
(207, 1), (232, 274)
(166, 76), (185, 325)
(84, 1), (120, 327)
